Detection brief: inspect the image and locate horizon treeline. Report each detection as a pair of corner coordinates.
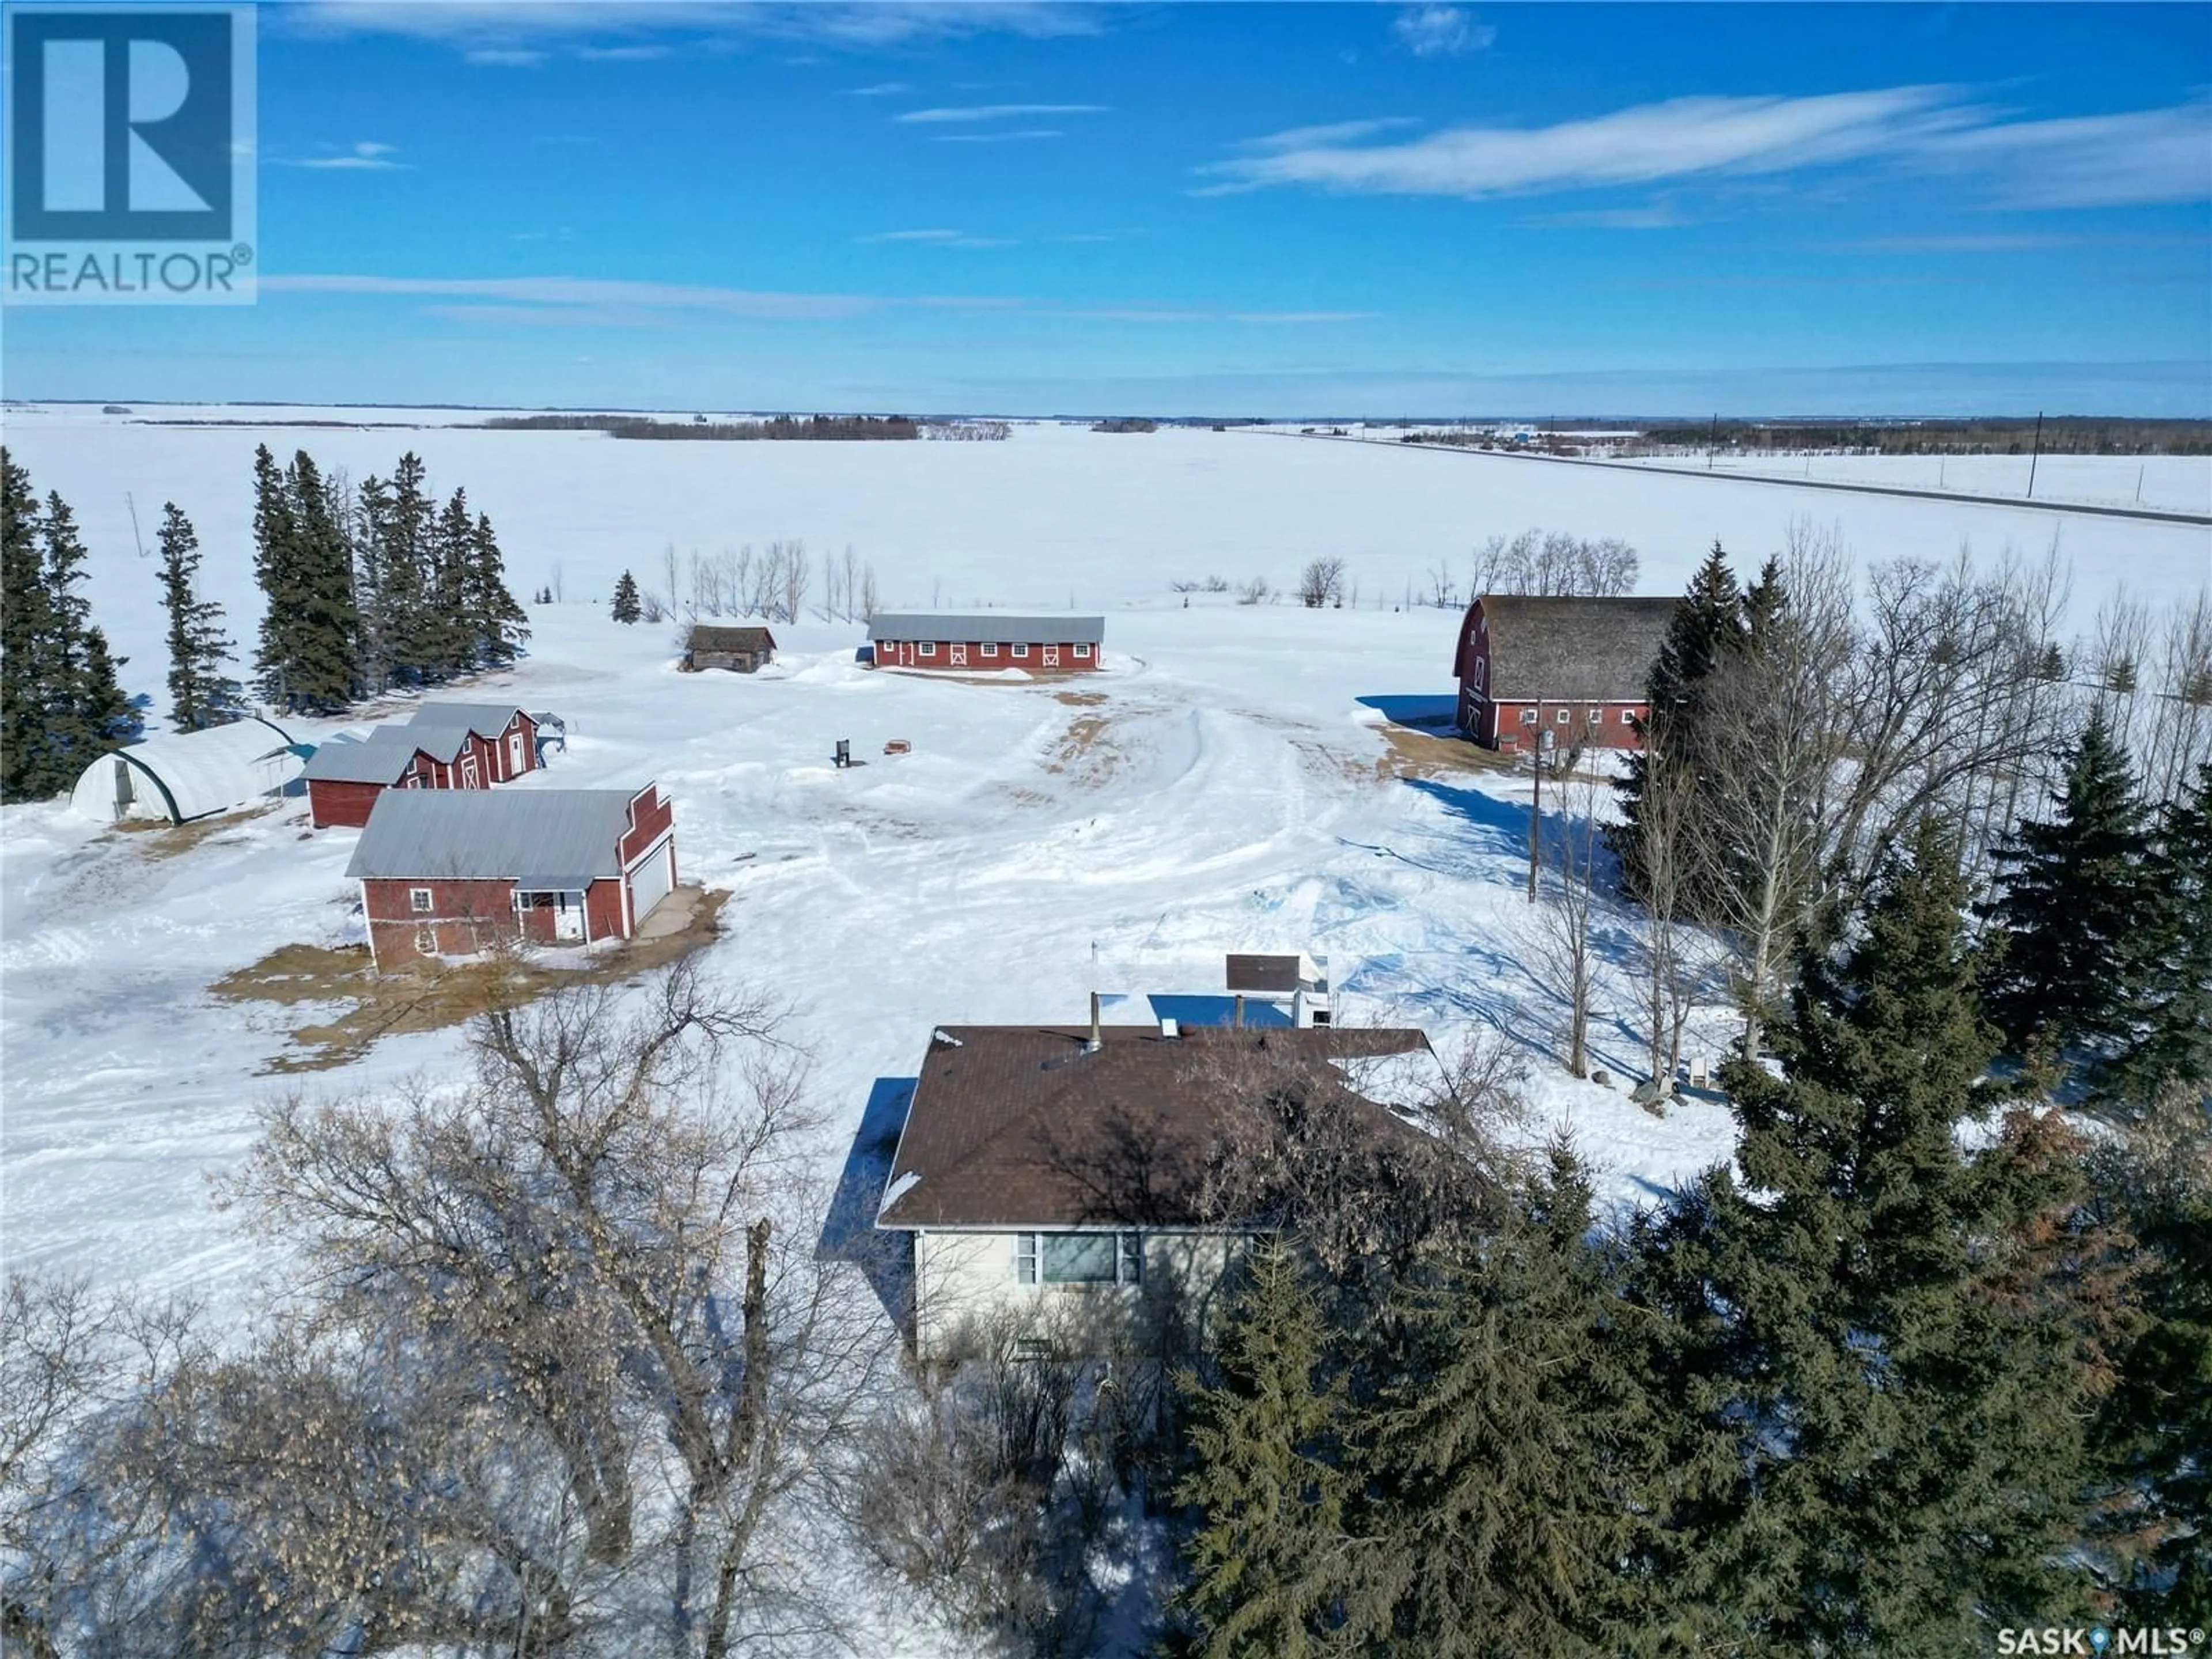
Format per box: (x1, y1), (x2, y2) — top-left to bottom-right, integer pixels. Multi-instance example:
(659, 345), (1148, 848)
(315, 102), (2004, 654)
(482, 412), (922, 441)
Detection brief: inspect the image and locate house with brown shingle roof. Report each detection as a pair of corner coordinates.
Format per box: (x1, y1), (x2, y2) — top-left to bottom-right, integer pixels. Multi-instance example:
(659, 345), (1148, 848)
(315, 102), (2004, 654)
(1453, 593), (1676, 751)
(682, 624), (777, 673)
(874, 1014), (1448, 1357)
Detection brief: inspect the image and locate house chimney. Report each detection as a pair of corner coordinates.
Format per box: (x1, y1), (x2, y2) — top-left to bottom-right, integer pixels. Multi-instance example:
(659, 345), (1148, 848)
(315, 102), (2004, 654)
(1087, 991), (1102, 1052)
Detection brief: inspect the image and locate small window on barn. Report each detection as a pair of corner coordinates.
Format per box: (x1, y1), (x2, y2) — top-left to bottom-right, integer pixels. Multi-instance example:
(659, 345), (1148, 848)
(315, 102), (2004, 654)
(1518, 707), (1538, 726)
(409, 887), (433, 914)
(982, 642), (998, 658)
(1012, 643), (1030, 659)
(1073, 643), (1092, 658)
(1587, 707), (1603, 725)
(919, 641), (936, 658)
(1555, 709), (1571, 725)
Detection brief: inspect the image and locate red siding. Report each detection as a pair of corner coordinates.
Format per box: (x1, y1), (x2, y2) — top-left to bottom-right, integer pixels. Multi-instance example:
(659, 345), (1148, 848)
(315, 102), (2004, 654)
(311, 715), (538, 829)
(1455, 598), (1649, 752)
(309, 778), (384, 830)
(585, 877), (626, 941)
(871, 639), (1100, 674)
(618, 785), (673, 867)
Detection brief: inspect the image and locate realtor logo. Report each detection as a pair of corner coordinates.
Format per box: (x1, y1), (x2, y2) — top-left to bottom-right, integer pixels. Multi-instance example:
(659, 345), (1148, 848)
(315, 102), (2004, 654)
(5, 3), (256, 304)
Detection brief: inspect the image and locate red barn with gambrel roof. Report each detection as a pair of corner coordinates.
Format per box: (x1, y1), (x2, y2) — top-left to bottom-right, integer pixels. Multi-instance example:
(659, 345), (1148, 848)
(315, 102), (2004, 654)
(1454, 594), (1676, 752)
(302, 702), (546, 828)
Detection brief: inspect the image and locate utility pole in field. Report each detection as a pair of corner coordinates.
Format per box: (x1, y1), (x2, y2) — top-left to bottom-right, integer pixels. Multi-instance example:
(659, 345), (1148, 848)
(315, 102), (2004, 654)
(1708, 412), (1719, 471)
(2027, 410), (2044, 499)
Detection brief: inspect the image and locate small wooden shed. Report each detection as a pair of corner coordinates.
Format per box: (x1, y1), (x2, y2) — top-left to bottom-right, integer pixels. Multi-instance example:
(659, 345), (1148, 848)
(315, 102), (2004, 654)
(683, 625), (777, 673)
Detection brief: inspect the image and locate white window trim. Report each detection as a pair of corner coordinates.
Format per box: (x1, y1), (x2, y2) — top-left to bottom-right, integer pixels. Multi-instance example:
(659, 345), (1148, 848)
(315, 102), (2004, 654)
(1555, 708), (1572, 725)
(919, 641), (937, 658)
(1072, 643), (1092, 658)
(1012, 643), (1029, 659)
(408, 887), (433, 914)
(1517, 707), (1538, 726)
(1013, 1230), (1145, 1288)
(981, 642), (999, 658)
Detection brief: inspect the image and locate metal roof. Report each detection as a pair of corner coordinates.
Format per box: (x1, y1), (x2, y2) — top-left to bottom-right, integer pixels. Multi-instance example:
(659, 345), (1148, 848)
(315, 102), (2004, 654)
(346, 789), (641, 882)
(866, 613), (1105, 646)
(301, 725), (423, 785)
(407, 702), (528, 732)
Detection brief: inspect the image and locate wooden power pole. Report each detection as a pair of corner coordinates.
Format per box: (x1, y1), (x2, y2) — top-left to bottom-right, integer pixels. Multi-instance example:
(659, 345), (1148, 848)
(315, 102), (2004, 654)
(2027, 409), (2044, 499)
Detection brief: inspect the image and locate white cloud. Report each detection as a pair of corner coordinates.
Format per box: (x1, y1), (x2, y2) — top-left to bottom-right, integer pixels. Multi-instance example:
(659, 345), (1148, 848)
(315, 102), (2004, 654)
(1205, 89), (2212, 212)
(1392, 6), (1495, 59)
(859, 229), (1015, 247)
(292, 2), (1100, 55)
(1242, 118), (1419, 152)
(576, 44), (672, 62)
(262, 273), (883, 320)
(1203, 88), (1979, 198)
(282, 141), (409, 171)
(464, 47), (546, 66)
(895, 103), (1107, 124)
(846, 82), (912, 96)
(931, 128), (1066, 144)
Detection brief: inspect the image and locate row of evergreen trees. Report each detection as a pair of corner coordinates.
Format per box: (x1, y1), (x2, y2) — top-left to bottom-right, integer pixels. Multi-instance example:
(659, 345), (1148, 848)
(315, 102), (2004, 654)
(251, 446), (529, 713)
(1, 452), (138, 802)
(1171, 819), (2208, 1649)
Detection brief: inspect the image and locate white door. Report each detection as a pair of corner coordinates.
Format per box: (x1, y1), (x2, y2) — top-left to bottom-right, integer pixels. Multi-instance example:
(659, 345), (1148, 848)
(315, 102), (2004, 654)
(461, 755), (480, 789)
(950, 644), (967, 667)
(507, 731), (526, 775)
(554, 892), (584, 941)
(628, 840), (675, 926)
(1042, 645), (1060, 668)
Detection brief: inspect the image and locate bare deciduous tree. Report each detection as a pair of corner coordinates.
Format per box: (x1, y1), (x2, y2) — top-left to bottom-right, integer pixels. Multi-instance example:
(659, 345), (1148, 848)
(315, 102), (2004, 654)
(1522, 769), (1606, 1080)
(1471, 529), (1640, 599)
(1298, 557), (1346, 609)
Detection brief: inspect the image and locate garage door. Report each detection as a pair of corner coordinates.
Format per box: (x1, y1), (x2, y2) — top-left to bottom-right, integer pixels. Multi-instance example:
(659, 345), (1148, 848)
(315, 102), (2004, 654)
(628, 838), (675, 926)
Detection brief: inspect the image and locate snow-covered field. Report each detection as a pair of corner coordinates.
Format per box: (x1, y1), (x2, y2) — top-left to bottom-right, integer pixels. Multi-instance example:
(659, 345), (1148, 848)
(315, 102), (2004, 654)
(2, 409), (2207, 1318)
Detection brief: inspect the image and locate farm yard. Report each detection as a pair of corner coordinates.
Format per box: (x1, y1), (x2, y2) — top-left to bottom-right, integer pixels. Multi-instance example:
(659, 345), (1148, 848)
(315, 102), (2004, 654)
(3, 408), (2207, 1306)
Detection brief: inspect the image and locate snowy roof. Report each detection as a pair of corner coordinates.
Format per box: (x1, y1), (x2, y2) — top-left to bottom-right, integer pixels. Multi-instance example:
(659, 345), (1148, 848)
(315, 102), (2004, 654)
(67, 716), (300, 825)
(1475, 594), (1676, 702)
(867, 613), (1105, 646)
(876, 1023), (1438, 1230)
(346, 788), (642, 882)
(301, 725), (425, 785)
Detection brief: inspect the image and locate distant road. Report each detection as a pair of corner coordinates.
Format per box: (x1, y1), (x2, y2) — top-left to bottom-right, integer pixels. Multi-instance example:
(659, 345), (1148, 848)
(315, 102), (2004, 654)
(1250, 428), (2212, 528)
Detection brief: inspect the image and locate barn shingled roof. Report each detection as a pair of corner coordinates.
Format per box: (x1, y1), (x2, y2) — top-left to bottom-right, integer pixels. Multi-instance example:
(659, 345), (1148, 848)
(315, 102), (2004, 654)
(866, 613), (1105, 646)
(874, 1022), (1442, 1230)
(686, 624), (778, 654)
(1479, 594), (1677, 702)
(345, 788), (645, 883)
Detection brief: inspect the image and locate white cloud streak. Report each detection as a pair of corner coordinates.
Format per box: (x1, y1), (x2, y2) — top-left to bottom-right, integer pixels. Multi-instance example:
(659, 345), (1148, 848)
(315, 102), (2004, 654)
(1204, 88), (2212, 212)
(895, 103), (1107, 123)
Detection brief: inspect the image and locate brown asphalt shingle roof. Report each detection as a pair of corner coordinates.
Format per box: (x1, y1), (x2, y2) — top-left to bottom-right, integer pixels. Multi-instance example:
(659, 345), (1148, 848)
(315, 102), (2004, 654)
(875, 1023), (1442, 1230)
(1478, 594), (1677, 702)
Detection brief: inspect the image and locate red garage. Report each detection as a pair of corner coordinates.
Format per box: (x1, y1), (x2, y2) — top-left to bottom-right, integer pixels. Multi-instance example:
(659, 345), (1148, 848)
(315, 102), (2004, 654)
(344, 783), (677, 969)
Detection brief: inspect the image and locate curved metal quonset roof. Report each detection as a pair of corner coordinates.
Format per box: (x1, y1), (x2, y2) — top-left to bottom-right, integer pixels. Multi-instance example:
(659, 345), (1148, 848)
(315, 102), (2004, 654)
(67, 717), (302, 825)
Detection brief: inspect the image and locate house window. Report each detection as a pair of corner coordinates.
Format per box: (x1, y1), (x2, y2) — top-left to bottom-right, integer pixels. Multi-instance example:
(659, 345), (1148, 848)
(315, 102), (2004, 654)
(1015, 1232), (1143, 1286)
(982, 643), (998, 658)
(919, 641), (936, 658)
(1012, 643), (1029, 659)
(1073, 643), (1091, 658)
(1517, 707), (1538, 726)
(409, 887), (433, 914)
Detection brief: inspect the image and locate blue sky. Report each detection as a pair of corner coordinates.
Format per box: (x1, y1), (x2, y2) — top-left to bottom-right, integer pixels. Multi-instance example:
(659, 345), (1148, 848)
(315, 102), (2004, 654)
(9, 1), (2210, 415)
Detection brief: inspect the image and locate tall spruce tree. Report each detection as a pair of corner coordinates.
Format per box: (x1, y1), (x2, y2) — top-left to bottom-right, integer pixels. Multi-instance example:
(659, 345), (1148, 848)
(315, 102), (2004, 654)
(1631, 820), (2100, 1650)
(250, 443), (300, 706)
(426, 488), (475, 677)
(38, 491), (137, 770)
(2111, 762), (2212, 1101)
(285, 453), (361, 710)
(1172, 1237), (1349, 1659)
(611, 570), (642, 624)
(1342, 1152), (1669, 1657)
(374, 453), (435, 684)
(465, 509), (528, 669)
(0, 450), (58, 800)
(1613, 541), (1746, 903)
(156, 503), (239, 730)
(1979, 710), (2156, 1058)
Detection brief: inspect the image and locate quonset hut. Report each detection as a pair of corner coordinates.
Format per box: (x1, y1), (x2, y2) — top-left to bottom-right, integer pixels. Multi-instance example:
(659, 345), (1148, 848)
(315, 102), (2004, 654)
(67, 717), (303, 825)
